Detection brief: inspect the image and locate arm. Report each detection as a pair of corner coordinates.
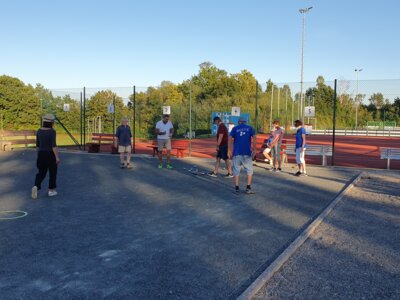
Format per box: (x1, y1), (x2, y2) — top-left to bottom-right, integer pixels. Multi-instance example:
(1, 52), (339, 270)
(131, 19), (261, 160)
(217, 133), (223, 148)
(115, 127), (120, 146)
(228, 136), (233, 159)
(52, 131), (60, 164)
(252, 134), (257, 158)
(301, 133), (306, 151)
(53, 147), (60, 164)
(169, 124), (174, 137)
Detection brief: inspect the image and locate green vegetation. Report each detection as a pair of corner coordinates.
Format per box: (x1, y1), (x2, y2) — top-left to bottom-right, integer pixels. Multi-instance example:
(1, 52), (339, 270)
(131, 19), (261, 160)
(1, 63), (399, 140)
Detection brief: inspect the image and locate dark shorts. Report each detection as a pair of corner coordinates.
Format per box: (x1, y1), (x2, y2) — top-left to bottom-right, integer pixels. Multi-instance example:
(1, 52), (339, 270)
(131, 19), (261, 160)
(216, 145), (228, 160)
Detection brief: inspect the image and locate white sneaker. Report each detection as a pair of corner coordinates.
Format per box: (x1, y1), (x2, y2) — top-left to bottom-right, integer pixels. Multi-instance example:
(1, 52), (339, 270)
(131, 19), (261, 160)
(48, 190), (58, 197)
(31, 186), (38, 199)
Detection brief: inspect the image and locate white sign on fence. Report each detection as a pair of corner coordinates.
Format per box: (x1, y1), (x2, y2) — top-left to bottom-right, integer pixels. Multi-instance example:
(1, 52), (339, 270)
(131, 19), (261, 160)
(63, 103), (70, 112)
(162, 106), (171, 115)
(231, 106), (240, 117)
(108, 104), (114, 113)
(304, 106), (315, 117)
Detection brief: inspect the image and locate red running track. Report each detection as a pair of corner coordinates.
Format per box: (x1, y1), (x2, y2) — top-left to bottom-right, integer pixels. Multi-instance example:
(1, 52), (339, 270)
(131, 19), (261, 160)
(133, 135), (400, 170)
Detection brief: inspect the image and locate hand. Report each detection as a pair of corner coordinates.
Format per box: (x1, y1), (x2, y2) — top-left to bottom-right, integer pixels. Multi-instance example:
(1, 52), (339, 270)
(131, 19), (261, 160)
(228, 150), (232, 160)
(56, 158), (61, 164)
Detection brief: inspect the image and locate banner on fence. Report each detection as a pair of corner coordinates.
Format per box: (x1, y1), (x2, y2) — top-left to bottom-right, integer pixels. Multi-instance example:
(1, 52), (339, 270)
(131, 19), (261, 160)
(211, 112), (250, 136)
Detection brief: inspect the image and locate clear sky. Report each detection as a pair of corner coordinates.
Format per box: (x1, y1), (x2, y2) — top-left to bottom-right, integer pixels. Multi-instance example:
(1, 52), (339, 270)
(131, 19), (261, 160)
(1, 0), (400, 89)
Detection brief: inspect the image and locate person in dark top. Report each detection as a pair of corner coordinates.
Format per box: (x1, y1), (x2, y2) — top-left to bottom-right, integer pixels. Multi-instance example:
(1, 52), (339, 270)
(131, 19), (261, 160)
(32, 113), (60, 199)
(115, 117), (133, 169)
(208, 116), (233, 178)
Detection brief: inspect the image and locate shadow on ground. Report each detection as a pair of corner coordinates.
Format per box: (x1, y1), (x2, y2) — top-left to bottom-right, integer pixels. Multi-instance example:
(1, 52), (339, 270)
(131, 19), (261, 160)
(0, 150), (357, 299)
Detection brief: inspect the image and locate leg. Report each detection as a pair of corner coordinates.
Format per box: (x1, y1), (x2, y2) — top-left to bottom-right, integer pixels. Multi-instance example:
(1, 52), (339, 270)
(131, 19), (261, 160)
(126, 145), (132, 166)
(232, 156), (241, 192)
(243, 156), (255, 193)
(166, 150), (171, 164)
(226, 159), (232, 175)
(166, 139), (172, 166)
(34, 152), (49, 190)
(276, 143), (282, 169)
(213, 158), (221, 174)
(300, 150), (306, 174)
(157, 139), (164, 165)
(118, 145), (125, 167)
(48, 153), (58, 190)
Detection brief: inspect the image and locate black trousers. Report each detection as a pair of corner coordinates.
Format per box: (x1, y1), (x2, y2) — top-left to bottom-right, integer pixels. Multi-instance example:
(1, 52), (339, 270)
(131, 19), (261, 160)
(35, 151), (57, 190)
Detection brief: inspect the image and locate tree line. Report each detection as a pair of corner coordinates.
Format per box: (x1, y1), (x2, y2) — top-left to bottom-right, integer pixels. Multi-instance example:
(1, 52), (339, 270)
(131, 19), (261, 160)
(1, 62), (399, 138)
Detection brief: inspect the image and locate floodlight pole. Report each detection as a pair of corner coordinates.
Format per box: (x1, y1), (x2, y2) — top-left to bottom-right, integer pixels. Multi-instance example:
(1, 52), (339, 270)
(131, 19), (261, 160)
(299, 6), (312, 121)
(189, 82), (192, 157)
(355, 68), (362, 129)
(133, 85), (136, 153)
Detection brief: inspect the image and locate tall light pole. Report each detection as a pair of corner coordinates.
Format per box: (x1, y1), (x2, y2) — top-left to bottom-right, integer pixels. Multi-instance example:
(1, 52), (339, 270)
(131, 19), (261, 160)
(355, 68), (363, 129)
(299, 6), (312, 121)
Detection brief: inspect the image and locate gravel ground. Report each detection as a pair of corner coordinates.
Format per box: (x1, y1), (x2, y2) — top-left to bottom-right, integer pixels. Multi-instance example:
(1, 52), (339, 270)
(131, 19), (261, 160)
(254, 171), (400, 300)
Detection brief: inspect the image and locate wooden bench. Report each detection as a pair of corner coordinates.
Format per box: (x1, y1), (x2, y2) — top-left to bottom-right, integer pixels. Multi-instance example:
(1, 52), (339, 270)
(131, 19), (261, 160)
(87, 133), (118, 154)
(286, 144), (333, 166)
(380, 147), (400, 170)
(0, 130), (36, 151)
(147, 139), (189, 158)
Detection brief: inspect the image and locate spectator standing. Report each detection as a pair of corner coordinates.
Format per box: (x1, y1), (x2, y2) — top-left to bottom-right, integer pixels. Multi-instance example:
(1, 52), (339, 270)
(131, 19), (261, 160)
(228, 117), (257, 194)
(208, 117), (233, 178)
(115, 117), (133, 169)
(270, 120), (283, 172)
(294, 120), (307, 176)
(31, 113), (60, 199)
(155, 114), (174, 169)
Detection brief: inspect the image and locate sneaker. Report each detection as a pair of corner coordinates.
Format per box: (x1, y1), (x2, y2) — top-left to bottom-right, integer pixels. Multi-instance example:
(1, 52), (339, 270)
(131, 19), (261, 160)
(224, 173), (233, 178)
(294, 171), (302, 176)
(269, 168), (276, 172)
(126, 163), (132, 169)
(300, 173), (308, 177)
(120, 162), (125, 169)
(48, 190), (58, 197)
(208, 172), (217, 178)
(31, 186), (38, 200)
(166, 164), (173, 169)
(245, 188), (255, 195)
(158, 163), (163, 169)
(278, 168), (282, 171)
(233, 189), (240, 195)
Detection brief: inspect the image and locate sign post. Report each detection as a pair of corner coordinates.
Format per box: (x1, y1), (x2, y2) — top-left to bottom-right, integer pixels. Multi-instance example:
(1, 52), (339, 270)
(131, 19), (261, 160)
(162, 106), (171, 115)
(231, 107), (240, 117)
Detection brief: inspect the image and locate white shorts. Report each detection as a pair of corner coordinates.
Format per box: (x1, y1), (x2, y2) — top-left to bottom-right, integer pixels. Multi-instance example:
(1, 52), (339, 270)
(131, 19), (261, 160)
(296, 147), (306, 164)
(158, 138), (171, 151)
(263, 148), (271, 154)
(118, 145), (132, 153)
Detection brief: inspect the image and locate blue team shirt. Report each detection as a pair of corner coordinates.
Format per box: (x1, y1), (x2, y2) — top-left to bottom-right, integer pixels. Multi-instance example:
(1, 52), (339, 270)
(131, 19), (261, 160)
(296, 127), (307, 149)
(230, 123), (255, 156)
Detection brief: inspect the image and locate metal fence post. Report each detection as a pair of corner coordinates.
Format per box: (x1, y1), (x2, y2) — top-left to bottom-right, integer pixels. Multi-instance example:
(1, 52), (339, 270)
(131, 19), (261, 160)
(331, 79), (337, 166)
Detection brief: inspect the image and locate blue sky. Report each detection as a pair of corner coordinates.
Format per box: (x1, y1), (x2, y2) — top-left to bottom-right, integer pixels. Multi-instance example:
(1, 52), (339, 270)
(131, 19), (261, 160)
(1, 0), (400, 88)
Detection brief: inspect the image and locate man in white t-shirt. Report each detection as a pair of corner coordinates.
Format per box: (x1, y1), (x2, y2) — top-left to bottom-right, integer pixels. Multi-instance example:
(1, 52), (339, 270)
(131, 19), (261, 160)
(155, 114), (174, 169)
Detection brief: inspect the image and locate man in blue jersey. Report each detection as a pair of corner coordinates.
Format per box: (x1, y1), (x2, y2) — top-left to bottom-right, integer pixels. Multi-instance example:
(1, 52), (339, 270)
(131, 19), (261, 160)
(294, 119), (307, 176)
(228, 117), (257, 194)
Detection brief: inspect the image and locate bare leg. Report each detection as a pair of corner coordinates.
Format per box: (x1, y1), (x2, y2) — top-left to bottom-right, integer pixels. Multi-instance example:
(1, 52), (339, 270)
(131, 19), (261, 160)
(247, 174), (253, 186)
(226, 159), (232, 175)
(166, 150), (171, 164)
(126, 151), (131, 164)
(234, 176), (239, 187)
(158, 151), (163, 164)
(213, 158), (221, 174)
(120, 152), (125, 165)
